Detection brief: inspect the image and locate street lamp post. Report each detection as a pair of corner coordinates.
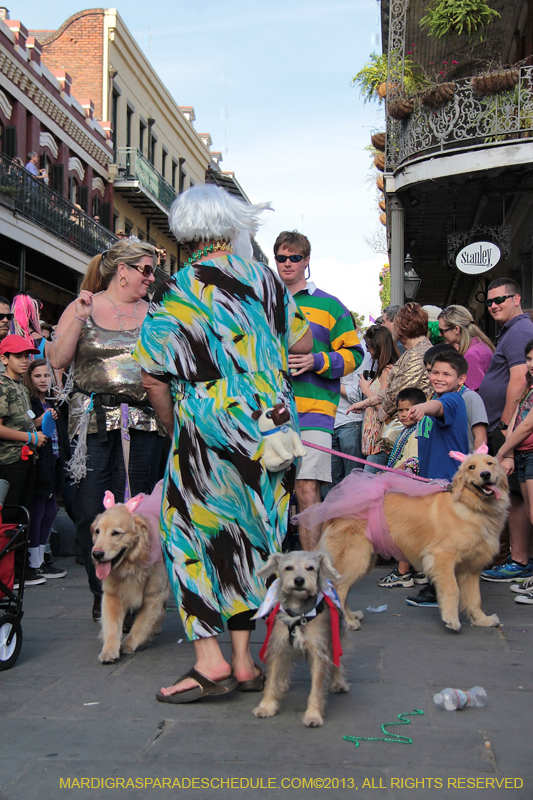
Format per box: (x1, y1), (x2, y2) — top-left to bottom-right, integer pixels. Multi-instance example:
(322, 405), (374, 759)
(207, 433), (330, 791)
(404, 253), (421, 301)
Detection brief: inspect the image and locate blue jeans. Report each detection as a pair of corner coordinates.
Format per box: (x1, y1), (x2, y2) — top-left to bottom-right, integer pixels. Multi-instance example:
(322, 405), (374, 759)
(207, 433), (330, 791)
(74, 429), (164, 596)
(331, 422), (363, 486)
(363, 449), (389, 474)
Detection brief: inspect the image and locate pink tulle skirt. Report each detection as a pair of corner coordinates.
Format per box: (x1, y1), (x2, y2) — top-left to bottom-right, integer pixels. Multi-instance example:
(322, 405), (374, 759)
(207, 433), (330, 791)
(293, 470), (448, 561)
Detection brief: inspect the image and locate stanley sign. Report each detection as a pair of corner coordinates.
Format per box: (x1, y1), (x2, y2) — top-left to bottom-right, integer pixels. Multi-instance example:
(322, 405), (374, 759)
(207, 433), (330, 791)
(456, 241), (501, 275)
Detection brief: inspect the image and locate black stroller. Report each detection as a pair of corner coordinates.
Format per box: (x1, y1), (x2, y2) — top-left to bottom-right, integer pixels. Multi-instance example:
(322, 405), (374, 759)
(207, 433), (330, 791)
(0, 479), (31, 670)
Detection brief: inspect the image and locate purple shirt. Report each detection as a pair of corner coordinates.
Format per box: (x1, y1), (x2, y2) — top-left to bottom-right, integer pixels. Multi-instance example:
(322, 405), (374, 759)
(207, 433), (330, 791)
(464, 337), (493, 391)
(478, 314), (533, 431)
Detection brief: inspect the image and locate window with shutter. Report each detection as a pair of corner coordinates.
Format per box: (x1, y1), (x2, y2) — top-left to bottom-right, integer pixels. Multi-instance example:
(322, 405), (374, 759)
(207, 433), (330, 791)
(99, 202), (112, 230)
(79, 186), (89, 212)
(50, 164), (64, 194)
(2, 126), (16, 159)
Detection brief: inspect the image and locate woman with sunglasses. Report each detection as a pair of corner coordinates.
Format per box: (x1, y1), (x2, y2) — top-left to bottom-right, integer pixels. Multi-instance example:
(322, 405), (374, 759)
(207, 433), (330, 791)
(50, 239), (164, 621)
(437, 305), (494, 391)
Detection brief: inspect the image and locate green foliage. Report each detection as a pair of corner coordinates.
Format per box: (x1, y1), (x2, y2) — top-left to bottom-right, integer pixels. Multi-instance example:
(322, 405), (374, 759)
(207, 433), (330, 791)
(351, 52), (427, 103)
(420, 0), (500, 41)
(350, 311), (367, 333)
(379, 263), (391, 311)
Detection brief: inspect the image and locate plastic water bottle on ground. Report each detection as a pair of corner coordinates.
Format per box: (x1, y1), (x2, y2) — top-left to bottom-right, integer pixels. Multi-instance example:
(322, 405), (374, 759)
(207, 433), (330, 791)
(433, 686), (487, 710)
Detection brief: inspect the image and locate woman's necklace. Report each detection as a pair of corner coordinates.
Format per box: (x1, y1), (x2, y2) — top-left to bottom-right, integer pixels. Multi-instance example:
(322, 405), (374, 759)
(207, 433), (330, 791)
(102, 292), (143, 331)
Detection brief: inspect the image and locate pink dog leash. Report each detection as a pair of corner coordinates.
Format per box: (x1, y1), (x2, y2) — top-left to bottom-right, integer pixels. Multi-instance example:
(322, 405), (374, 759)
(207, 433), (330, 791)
(300, 440), (433, 484)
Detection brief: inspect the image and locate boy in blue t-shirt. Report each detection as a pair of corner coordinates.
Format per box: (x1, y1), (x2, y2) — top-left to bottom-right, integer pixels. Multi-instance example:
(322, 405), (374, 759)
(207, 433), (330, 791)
(403, 350), (470, 607)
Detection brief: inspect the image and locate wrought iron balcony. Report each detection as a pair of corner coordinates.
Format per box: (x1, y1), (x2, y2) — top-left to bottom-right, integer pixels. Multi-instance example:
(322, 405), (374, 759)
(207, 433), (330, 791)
(0, 151), (117, 257)
(114, 148), (177, 225)
(388, 66), (533, 172)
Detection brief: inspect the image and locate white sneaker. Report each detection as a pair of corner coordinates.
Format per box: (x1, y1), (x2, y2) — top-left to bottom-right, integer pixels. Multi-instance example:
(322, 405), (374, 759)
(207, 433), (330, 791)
(510, 575), (533, 594)
(515, 589), (533, 605)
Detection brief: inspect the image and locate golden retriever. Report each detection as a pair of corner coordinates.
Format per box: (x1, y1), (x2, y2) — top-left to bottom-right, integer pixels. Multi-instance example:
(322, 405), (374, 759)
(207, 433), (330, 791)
(253, 551), (348, 728)
(91, 502), (170, 663)
(320, 453), (509, 632)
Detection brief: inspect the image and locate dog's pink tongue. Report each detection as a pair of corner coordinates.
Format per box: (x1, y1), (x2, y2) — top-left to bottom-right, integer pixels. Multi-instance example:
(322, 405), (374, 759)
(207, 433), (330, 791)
(95, 562), (112, 581)
(491, 485), (502, 500)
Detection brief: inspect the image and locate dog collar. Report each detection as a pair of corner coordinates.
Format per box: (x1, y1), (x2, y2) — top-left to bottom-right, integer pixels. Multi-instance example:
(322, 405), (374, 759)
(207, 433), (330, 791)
(262, 424), (291, 437)
(283, 597), (326, 645)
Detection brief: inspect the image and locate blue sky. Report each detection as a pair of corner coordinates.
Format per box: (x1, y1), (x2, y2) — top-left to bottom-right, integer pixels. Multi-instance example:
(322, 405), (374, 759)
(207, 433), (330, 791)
(22, 1), (386, 320)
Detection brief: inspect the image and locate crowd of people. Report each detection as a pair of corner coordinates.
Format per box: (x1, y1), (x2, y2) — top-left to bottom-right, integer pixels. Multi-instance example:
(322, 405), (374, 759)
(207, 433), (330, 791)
(2, 183), (533, 703)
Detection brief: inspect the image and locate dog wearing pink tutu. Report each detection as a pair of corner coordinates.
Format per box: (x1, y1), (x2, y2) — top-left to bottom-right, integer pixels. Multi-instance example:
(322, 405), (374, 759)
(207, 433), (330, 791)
(91, 483), (170, 663)
(295, 447), (509, 632)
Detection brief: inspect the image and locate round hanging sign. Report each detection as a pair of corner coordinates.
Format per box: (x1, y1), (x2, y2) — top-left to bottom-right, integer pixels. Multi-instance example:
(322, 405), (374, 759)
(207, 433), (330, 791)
(456, 241), (501, 274)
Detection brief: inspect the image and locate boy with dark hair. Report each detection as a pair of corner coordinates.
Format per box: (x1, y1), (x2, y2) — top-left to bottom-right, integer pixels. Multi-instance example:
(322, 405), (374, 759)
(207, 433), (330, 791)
(378, 386), (427, 589)
(403, 351), (470, 607)
(424, 346), (488, 452)
(0, 334), (48, 585)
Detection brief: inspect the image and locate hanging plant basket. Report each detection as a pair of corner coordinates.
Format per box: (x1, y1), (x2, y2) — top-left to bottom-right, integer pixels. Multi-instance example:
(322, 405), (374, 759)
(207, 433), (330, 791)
(421, 81), (456, 108)
(387, 95), (414, 120)
(378, 199), (386, 212)
(371, 132), (386, 151)
(374, 151), (386, 171)
(379, 212), (387, 227)
(376, 175), (384, 192)
(472, 69), (519, 95)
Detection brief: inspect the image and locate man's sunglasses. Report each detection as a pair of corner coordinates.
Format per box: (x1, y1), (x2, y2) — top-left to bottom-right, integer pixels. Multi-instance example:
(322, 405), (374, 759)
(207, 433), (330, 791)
(128, 263), (155, 277)
(485, 294), (516, 308)
(274, 254), (305, 263)
(0, 313), (13, 321)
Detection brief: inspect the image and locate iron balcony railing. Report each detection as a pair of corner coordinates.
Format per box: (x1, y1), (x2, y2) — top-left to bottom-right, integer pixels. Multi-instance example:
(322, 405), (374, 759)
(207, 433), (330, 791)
(114, 148), (177, 211)
(0, 151), (117, 257)
(388, 65), (533, 171)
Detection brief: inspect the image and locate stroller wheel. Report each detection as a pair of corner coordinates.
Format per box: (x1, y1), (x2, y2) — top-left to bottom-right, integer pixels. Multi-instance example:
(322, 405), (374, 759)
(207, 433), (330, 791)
(0, 613), (23, 670)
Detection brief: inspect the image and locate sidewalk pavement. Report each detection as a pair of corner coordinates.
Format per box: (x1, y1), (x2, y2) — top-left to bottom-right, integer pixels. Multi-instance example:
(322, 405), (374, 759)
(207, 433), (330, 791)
(1, 559), (531, 799)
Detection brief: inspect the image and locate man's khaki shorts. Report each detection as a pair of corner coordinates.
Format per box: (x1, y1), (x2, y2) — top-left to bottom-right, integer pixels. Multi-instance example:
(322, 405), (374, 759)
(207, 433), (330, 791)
(297, 429), (332, 483)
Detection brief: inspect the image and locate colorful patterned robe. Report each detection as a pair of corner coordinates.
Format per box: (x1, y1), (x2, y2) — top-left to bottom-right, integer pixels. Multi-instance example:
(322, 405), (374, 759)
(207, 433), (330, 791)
(133, 255), (309, 640)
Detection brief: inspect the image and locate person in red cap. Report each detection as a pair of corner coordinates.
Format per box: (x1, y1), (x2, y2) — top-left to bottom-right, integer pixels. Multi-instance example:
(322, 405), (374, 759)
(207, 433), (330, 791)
(0, 334), (48, 586)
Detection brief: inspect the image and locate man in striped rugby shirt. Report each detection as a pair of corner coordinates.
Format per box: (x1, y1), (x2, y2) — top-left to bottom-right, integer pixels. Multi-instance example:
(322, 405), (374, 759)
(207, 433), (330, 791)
(274, 231), (363, 549)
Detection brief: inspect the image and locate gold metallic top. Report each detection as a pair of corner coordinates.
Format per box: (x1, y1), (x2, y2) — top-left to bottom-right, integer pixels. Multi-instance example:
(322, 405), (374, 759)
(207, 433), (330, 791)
(68, 317), (160, 439)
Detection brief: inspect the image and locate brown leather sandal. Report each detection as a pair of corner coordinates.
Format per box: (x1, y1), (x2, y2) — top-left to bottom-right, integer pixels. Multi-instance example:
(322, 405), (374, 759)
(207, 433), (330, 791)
(156, 667), (238, 704)
(236, 664), (265, 692)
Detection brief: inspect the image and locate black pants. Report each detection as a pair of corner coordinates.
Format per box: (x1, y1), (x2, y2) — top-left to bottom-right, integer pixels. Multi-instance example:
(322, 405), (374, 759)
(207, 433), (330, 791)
(74, 430), (164, 597)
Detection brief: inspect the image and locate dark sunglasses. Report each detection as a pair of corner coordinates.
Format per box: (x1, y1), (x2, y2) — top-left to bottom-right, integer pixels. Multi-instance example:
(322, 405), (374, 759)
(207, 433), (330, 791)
(438, 326), (454, 334)
(128, 263), (155, 278)
(274, 254), (305, 263)
(485, 294), (516, 308)
(0, 313), (13, 321)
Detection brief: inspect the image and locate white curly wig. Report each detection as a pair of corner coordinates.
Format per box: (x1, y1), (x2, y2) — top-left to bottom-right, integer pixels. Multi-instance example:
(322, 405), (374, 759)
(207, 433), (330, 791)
(169, 183), (272, 244)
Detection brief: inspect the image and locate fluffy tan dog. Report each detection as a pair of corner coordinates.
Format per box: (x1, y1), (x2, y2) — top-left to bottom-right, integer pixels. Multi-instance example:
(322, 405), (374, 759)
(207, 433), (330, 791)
(321, 452), (509, 632)
(253, 551), (348, 728)
(91, 500), (170, 663)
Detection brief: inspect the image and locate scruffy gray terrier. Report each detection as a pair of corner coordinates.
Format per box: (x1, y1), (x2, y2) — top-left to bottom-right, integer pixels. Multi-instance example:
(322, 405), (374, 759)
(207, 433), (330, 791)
(253, 550), (349, 728)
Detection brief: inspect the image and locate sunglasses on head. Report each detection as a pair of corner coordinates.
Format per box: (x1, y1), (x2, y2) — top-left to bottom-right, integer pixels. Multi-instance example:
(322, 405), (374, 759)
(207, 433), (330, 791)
(274, 254), (305, 263)
(128, 263), (155, 278)
(485, 294), (516, 308)
(0, 313), (13, 321)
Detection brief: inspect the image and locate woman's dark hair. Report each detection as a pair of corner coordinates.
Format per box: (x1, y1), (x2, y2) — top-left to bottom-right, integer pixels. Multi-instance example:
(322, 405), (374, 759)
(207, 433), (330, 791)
(23, 358), (49, 398)
(364, 325), (400, 379)
(423, 343), (455, 367)
(397, 387), (427, 406)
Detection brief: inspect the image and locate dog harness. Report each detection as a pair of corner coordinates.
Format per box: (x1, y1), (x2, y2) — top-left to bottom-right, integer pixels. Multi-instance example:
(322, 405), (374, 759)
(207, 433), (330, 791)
(254, 579), (344, 667)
